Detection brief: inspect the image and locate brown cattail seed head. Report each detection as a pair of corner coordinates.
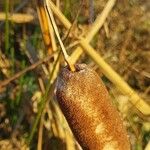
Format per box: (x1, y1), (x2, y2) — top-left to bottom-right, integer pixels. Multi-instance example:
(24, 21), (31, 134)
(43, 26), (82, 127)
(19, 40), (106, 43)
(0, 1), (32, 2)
(56, 64), (130, 150)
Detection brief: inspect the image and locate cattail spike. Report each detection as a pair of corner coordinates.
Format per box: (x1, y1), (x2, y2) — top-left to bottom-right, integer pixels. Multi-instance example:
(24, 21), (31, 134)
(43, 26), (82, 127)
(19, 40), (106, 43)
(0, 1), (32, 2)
(56, 64), (130, 150)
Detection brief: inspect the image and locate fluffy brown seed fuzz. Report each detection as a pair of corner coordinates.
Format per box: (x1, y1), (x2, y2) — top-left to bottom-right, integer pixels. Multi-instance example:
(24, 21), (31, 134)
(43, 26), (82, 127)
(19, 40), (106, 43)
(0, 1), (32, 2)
(56, 64), (130, 150)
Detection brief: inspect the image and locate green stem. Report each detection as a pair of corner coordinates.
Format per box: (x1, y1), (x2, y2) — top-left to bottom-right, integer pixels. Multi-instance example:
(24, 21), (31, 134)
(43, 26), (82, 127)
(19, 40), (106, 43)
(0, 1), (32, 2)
(27, 51), (61, 145)
(5, 0), (9, 54)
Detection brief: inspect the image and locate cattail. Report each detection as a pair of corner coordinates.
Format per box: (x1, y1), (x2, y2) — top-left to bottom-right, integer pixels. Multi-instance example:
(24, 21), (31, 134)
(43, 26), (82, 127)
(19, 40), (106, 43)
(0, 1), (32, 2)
(56, 64), (130, 150)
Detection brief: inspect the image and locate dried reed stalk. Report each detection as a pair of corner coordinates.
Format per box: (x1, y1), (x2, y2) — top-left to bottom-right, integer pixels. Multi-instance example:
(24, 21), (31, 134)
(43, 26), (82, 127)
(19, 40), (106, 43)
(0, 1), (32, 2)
(0, 12), (34, 23)
(80, 39), (150, 115)
(36, 0), (60, 83)
(36, 0), (53, 55)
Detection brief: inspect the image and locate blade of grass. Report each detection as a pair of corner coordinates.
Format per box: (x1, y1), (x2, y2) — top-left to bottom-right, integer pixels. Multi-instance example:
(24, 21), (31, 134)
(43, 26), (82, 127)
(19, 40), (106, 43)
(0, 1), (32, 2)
(16, 61), (25, 105)
(27, 51), (61, 145)
(5, 0), (9, 54)
(37, 111), (44, 150)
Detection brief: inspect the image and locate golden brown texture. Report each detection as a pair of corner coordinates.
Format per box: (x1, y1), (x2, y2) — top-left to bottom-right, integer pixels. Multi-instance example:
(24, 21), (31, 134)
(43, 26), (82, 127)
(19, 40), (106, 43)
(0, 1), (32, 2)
(56, 64), (130, 150)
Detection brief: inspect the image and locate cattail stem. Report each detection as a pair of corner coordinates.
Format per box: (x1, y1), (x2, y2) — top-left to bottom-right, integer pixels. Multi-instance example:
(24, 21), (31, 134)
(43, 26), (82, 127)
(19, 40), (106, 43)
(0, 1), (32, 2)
(44, 0), (75, 72)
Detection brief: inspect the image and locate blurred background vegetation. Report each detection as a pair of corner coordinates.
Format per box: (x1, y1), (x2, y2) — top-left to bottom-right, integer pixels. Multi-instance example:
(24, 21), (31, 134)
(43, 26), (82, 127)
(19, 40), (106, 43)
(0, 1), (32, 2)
(0, 0), (150, 149)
